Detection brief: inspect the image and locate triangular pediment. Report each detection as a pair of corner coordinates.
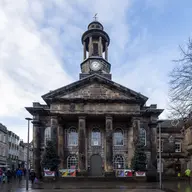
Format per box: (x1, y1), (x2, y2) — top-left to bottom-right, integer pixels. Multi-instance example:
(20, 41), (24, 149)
(42, 74), (148, 104)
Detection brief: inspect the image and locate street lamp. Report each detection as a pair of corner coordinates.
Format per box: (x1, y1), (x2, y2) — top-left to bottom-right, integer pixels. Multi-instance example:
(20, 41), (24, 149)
(25, 117), (32, 191)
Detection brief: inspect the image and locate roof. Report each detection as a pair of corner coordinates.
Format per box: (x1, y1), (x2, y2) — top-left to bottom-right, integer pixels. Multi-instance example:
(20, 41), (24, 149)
(0, 123), (7, 133)
(42, 73), (148, 106)
(88, 21), (104, 30)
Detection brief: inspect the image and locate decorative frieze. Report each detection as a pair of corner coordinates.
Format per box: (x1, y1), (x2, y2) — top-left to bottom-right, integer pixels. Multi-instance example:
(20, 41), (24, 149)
(51, 103), (139, 115)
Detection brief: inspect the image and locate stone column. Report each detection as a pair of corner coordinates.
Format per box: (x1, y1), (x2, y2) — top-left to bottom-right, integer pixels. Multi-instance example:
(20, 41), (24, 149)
(127, 121), (134, 167)
(83, 41), (86, 60)
(50, 116), (58, 147)
(78, 116), (86, 171)
(127, 118), (140, 167)
(99, 36), (102, 56)
(105, 115), (113, 174)
(105, 42), (108, 61)
(57, 124), (64, 168)
(89, 36), (92, 57)
(32, 120), (41, 178)
(150, 122), (157, 165)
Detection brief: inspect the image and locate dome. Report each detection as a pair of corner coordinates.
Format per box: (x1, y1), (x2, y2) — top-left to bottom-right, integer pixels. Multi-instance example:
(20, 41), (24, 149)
(88, 21), (104, 30)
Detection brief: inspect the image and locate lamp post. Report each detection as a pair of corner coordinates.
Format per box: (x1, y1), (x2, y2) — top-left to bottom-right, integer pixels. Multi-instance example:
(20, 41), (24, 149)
(158, 122), (162, 189)
(25, 117), (32, 191)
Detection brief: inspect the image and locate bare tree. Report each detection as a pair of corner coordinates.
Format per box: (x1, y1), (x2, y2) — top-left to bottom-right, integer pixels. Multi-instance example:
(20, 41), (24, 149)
(169, 38), (192, 119)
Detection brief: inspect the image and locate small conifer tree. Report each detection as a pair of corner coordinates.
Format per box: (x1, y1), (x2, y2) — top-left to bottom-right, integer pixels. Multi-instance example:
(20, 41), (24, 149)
(41, 140), (60, 171)
(131, 143), (147, 171)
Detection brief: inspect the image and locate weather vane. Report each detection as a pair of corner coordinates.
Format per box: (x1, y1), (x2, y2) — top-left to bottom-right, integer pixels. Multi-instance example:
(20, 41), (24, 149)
(93, 13), (98, 21)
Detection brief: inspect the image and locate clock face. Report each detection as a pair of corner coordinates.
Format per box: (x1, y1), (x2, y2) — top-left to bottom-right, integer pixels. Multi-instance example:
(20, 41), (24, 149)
(90, 61), (101, 71)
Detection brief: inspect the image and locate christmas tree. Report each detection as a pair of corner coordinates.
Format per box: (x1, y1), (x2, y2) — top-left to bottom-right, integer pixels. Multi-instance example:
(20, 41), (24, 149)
(131, 142), (147, 171)
(41, 140), (60, 171)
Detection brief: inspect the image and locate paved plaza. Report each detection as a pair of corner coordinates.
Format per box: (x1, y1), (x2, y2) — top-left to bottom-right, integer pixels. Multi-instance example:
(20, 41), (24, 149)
(1, 179), (192, 192)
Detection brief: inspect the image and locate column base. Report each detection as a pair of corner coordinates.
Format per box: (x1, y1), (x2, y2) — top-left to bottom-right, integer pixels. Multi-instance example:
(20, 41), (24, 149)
(104, 171), (115, 177)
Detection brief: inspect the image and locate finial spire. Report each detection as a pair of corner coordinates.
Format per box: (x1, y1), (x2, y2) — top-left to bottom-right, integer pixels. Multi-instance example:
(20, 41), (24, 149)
(93, 13), (98, 21)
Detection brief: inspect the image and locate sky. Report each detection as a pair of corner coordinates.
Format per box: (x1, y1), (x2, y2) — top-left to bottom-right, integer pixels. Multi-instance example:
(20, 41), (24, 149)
(0, 0), (192, 142)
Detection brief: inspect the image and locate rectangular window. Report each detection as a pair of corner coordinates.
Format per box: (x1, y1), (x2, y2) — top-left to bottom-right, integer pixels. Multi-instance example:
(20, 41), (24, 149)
(139, 128), (146, 146)
(175, 142), (181, 152)
(91, 131), (101, 146)
(93, 43), (99, 56)
(157, 139), (163, 152)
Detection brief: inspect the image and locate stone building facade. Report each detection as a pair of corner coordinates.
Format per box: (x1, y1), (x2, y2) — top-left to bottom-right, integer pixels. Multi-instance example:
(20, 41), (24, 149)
(26, 20), (163, 177)
(157, 120), (187, 175)
(183, 113), (192, 171)
(0, 123), (8, 169)
(7, 131), (20, 170)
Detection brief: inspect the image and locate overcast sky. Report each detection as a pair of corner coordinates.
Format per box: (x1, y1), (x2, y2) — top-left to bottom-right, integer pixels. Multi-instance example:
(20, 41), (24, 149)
(0, 0), (192, 142)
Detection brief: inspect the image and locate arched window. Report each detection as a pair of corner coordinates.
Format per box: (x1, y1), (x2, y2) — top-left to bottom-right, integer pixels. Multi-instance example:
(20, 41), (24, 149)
(113, 128), (124, 146)
(113, 155), (124, 169)
(44, 127), (51, 145)
(67, 155), (78, 169)
(139, 128), (146, 146)
(68, 127), (78, 146)
(91, 128), (101, 146)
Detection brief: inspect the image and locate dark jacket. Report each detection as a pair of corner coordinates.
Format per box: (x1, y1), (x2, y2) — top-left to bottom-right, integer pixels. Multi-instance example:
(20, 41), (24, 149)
(30, 171), (36, 180)
(6, 170), (12, 177)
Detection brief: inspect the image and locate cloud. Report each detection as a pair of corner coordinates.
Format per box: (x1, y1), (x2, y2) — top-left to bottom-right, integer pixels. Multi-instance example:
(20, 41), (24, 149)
(0, 0), (132, 141)
(1, 0), (190, 141)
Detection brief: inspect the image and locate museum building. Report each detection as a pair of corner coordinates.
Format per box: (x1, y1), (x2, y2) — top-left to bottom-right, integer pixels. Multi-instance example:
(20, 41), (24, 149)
(26, 20), (163, 177)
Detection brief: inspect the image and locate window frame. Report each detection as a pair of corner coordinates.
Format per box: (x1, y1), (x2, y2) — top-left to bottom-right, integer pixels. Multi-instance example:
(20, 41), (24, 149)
(113, 128), (124, 146)
(139, 128), (146, 146)
(44, 127), (51, 145)
(175, 141), (181, 152)
(91, 128), (101, 146)
(113, 155), (125, 169)
(67, 155), (78, 169)
(68, 127), (78, 147)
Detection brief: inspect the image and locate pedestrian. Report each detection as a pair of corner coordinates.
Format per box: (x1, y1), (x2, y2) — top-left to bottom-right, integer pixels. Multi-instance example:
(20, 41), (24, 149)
(0, 168), (3, 183)
(16, 169), (22, 182)
(2, 172), (6, 183)
(6, 168), (12, 183)
(30, 169), (36, 184)
(185, 168), (191, 182)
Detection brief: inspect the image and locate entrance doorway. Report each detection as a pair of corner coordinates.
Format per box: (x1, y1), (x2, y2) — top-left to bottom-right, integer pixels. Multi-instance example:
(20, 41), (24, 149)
(90, 154), (103, 176)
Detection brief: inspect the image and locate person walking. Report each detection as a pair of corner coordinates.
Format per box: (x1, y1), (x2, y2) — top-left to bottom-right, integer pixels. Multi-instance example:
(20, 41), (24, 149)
(16, 169), (22, 182)
(185, 168), (191, 182)
(2, 172), (6, 183)
(0, 168), (3, 183)
(30, 169), (36, 184)
(6, 168), (12, 183)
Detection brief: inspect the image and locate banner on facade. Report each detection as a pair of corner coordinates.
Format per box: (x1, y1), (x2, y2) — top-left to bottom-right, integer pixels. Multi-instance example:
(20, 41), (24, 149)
(116, 170), (124, 177)
(59, 169), (76, 177)
(116, 169), (133, 177)
(44, 171), (55, 177)
(135, 171), (146, 177)
(124, 169), (133, 177)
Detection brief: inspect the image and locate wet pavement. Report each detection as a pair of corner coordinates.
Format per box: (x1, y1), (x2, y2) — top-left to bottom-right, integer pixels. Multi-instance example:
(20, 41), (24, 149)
(0, 179), (192, 192)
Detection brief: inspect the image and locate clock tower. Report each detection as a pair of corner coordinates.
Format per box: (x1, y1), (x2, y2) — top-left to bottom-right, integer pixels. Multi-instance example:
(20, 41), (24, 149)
(79, 19), (111, 80)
